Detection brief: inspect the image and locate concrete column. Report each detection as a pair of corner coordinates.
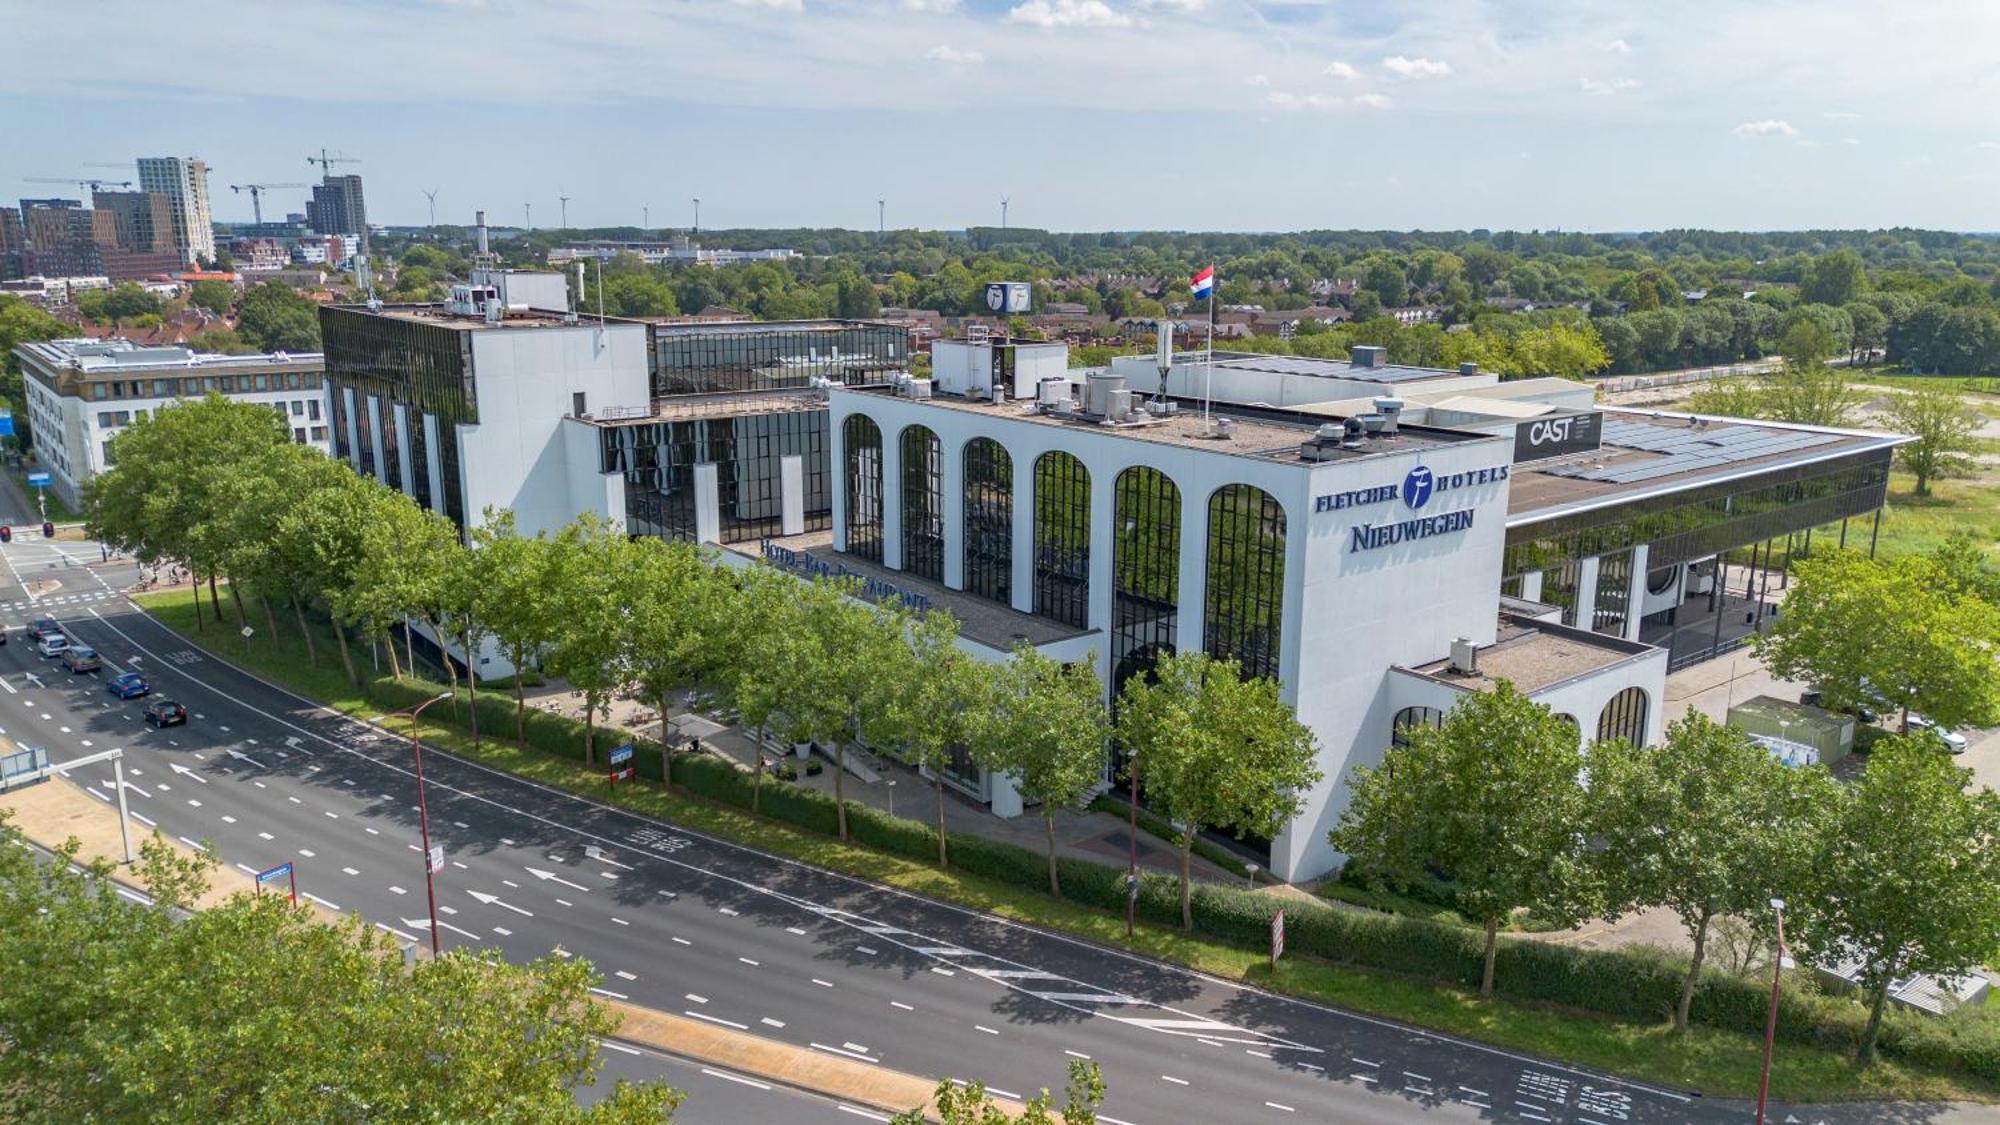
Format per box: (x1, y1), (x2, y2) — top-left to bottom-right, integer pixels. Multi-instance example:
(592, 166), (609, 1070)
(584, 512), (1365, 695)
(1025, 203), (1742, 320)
(365, 395), (388, 486)
(392, 403), (415, 500)
(1174, 485), (1207, 657)
(880, 427), (903, 570)
(1624, 544), (1649, 641)
(1085, 462), (1114, 632)
(1574, 555), (1600, 630)
(1010, 449), (1034, 615)
(779, 454), (805, 536)
(422, 412), (445, 516)
(692, 463), (721, 545)
(1520, 570), (1543, 602)
(941, 439), (965, 590)
(830, 413), (848, 553)
(989, 770), (1024, 819)
(341, 386), (360, 472)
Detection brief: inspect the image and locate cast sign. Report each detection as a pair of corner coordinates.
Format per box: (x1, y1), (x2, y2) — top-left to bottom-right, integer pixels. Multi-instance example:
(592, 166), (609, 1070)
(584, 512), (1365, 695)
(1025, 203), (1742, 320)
(1513, 411), (1602, 461)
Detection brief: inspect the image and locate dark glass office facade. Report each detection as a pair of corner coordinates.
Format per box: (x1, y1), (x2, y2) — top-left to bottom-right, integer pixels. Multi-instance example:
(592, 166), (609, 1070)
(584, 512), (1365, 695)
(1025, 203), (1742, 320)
(1591, 548), (1632, 637)
(651, 321), (908, 397)
(603, 409), (832, 543)
(320, 305), (475, 528)
(962, 438), (1012, 607)
(1110, 467), (1180, 695)
(844, 414), (884, 562)
(1203, 484), (1287, 682)
(899, 425), (944, 583)
(1032, 451), (1091, 630)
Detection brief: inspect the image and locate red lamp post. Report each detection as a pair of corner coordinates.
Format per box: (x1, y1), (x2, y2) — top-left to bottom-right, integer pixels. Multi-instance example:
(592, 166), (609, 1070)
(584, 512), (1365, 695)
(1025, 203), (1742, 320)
(402, 692), (453, 956)
(1755, 897), (1791, 1125)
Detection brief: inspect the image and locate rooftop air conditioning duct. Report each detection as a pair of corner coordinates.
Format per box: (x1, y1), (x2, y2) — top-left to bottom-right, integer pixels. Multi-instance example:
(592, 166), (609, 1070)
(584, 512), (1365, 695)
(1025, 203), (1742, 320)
(1358, 413), (1386, 435)
(1449, 637), (1478, 674)
(1350, 344), (1387, 368)
(1459, 362), (1479, 376)
(1341, 416), (1367, 447)
(1372, 396), (1405, 434)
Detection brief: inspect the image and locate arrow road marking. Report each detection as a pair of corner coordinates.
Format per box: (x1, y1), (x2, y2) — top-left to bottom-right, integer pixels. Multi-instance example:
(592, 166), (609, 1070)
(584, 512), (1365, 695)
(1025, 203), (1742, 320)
(468, 890), (534, 917)
(404, 918), (483, 942)
(227, 749), (266, 768)
(168, 762), (208, 784)
(583, 845), (635, 870)
(525, 866), (590, 892)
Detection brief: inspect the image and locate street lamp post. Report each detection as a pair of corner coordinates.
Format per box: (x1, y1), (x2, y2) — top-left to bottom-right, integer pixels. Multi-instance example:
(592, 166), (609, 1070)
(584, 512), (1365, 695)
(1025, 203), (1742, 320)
(1126, 752), (1140, 939)
(1755, 897), (1790, 1125)
(403, 692), (453, 956)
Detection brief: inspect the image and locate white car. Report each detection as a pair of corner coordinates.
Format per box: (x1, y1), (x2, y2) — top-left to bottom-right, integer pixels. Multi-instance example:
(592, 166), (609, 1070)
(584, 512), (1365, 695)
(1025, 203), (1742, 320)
(1906, 715), (1969, 754)
(34, 633), (69, 658)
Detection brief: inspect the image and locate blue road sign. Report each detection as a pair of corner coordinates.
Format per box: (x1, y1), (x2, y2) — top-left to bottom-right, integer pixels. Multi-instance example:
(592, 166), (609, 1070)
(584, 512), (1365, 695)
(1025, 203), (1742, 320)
(608, 745), (634, 766)
(26, 472), (49, 488)
(0, 414), (15, 437)
(255, 862), (294, 885)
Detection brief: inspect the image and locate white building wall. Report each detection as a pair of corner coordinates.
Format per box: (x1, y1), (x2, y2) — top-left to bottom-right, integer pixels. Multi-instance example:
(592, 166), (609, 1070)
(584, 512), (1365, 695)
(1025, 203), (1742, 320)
(458, 323), (649, 537)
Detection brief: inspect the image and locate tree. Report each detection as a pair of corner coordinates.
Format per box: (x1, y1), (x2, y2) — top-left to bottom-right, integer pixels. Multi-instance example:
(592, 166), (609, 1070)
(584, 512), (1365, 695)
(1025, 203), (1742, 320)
(1884, 384), (1980, 496)
(728, 567), (812, 812)
(1332, 681), (1597, 996)
(776, 580), (905, 840)
(621, 536), (723, 756)
(539, 516), (631, 765)
(76, 281), (162, 327)
(1588, 713), (1836, 1029)
(0, 815), (681, 1121)
(187, 279), (235, 316)
(1759, 363), (1860, 427)
(870, 610), (991, 866)
(1844, 301), (1887, 363)
(1685, 376), (1770, 420)
(1755, 550), (2000, 732)
(891, 1060), (1103, 1124)
(979, 648), (1110, 896)
(343, 481), (460, 679)
(471, 510), (564, 743)
(1117, 652), (1320, 929)
(1799, 249), (1866, 307)
(238, 280), (322, 352)
(1800, 736), (2000, 1063)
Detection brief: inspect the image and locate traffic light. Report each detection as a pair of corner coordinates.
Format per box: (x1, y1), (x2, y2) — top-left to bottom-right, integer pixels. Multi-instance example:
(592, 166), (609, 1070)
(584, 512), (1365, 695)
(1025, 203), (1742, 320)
(40, 521), (53, 539)
(0, 526), (12, 543)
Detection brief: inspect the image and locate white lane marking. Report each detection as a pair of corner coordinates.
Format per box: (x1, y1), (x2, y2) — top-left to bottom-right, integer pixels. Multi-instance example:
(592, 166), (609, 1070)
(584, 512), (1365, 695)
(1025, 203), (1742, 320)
(837, 1107), (890, 1122)
(685, 1011), (748, 1031)
(1160, 1074), (1189, 1086)
(786, 926), (808, 935)
(1458, 1085), (1488, 1098)
(364, 827), (379, 835)
(738, 957), (760, 967)
(890, 1001), (914, 1011)
(132, 812), (156, 827)
(810, 978), (834, 988)
(1245, 1049), (1271, 1059)
(717, 906), (739, 916)
(760, 1017), (785, 1028)
(856, 945), (878, 955)
(403, 917), (482, 942)
(235, 863), (259, 876)
(524, 866), (589, 892)
(186, 799), (202, 808)
(587, 987), (628, 1000)
(612, 917), (629, 926)
(389, 886), (407, 895)
(303, 892), (339, 910)
(1264, 1102), (1295, 1113)
(1352, 1073), (1377, 1083)
(1065, 1049), (1092, 1060)
(323, 811), (338, 819)
(974, 1025), (999, 1036)
(929, 967), (956, 977)
(168, 762), (207, 784)
(341, 867), (359, 876)
(701, 1068), (772, 1091)
(502, 879), (519, 888)
(176, 835), (202, 849)
(468, 890), (533, 917)
(297, 848), (314, 858)
(220, 815), (236, 824)
(1352, 1057), (1380, 1068)
(685, 994), (709, 1005)
(614, 970), (637, 981)
(1404, 1071), (1432, 1083)
(599, 1040), (642, 1056)
(88, 788), (109, 803)
(671, 936), (691, 946)
(257, 831), (274, 840)
(811, 1042), (879, 1063)
(555, 898), (573, 907)
(493, 927), (513, 936)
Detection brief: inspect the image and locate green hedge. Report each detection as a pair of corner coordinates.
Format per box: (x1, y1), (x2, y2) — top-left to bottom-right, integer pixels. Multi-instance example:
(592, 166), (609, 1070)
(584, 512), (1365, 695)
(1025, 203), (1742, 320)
(387, 677), (1999, 1084)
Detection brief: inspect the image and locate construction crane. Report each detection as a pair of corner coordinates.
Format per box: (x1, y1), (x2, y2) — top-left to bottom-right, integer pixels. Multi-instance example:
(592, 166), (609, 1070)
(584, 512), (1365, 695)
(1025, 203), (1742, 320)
(306, 149), (359, 177)
(25, 176), (133, 194)
(229, 182), (306, 225)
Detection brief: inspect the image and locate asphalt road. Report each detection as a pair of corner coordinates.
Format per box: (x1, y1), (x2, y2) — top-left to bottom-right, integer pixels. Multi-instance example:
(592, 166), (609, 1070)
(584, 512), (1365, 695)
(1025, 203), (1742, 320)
(0, 538), (1944, 1125)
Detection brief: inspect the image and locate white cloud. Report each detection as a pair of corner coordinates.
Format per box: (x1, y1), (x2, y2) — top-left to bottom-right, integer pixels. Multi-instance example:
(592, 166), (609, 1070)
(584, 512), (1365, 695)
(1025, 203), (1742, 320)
(1823, 110), (1862, 120)
(727, 0), (803, 9)
(1351, 92), (1392, 109)
(1245, 73), (1270, 87)
(1324, 61), (1357, 80)
(1976, 141), (2000, 151)
(1007, 0), (1133, 27)
(1381, 55), (1451, 79)
(926, 44), (984, 63)
(1137, 0), (1204, 10)
(1605, 38), (1630, 53)
(1841, 137), (1862, 145)
(904, 0), (959, 10)
(1579, 76), (1638, 96)
(1732, 119), (1798, 138)
(1265, 90), (1334, 111)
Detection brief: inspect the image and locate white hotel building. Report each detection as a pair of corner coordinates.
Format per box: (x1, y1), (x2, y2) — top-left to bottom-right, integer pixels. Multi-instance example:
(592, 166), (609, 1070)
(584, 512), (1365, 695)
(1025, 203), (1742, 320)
(321, 285), (1903, 883)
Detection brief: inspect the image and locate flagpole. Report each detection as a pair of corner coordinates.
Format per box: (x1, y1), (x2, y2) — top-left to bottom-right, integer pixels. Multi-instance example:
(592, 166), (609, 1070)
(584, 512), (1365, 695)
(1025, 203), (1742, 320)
(1204, 264), (1216, 425)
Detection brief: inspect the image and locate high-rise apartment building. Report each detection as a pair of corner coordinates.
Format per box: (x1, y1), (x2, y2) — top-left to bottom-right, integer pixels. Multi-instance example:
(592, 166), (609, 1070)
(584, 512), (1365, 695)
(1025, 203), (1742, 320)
(91, 190), (174, 254)
(18, 199), (113, 279)
(136, 156), (216, 264)
(0, 207), (23, 280)
(307, 175), (367, 251)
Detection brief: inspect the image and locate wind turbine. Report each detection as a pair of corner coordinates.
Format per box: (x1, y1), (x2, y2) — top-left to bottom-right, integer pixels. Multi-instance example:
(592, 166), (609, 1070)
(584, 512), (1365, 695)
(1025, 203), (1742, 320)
(421, 188), (439, 228)
(1000, 197), (1009, 230)
(558, 188), (571, 231)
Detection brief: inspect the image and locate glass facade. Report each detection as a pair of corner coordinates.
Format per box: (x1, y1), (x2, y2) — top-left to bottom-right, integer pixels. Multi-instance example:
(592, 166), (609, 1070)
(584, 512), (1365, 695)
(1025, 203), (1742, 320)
(844, 414), (884, 562)
(1540, 560), (1582, 627)
(320, 306), (475, 527)
(1504, 453), (1891, 580)
(377, 397), (403, 494)
(1032, 451), (1091, 630)
(1203, 484), (1287, 682)
(962, 438), (1012, 607)
(604, 409), (832, 543)
(899, 425), (944, 583)
(1111, 467), (1180, 696)
(651, 321), (908, 397)
(1591, 548), (1633, 637)
(1391, 706), (1445, 748)
(1597, 687), (1649, 745)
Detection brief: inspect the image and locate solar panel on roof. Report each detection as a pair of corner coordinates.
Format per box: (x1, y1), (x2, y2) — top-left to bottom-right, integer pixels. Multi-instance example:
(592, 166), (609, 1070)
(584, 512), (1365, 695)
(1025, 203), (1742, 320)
(1547, 419), (1848, 484)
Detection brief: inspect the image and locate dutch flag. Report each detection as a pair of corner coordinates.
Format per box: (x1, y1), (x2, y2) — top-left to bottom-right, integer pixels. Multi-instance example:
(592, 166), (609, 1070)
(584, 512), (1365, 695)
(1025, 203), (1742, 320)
(1189, 265), (1215, 300)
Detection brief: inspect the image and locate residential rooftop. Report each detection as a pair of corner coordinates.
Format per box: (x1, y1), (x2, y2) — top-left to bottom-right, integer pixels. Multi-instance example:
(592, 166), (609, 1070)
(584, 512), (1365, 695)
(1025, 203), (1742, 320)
(15, 337), (323, 378)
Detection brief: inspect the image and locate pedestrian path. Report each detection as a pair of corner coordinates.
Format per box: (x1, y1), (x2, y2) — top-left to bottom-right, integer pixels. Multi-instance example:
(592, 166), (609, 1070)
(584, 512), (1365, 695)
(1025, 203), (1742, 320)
(2, 589), (124, 612)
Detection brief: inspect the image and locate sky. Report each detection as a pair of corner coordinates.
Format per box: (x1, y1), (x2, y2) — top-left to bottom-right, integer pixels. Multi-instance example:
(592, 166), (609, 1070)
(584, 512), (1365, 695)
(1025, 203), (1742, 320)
(3, 0), (1998, 233)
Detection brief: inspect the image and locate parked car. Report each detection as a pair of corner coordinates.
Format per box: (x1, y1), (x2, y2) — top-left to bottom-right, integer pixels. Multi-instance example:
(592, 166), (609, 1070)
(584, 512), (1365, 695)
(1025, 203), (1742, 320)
(59, 645), (101, 674)
(143, 699), (188, 728)
(34, 633), (69, 658)
(23, 617), (60, 643)
(1800, 687), (1878, 725)
(1906, 714), (1968, 754)
(106, 671), (151, 699)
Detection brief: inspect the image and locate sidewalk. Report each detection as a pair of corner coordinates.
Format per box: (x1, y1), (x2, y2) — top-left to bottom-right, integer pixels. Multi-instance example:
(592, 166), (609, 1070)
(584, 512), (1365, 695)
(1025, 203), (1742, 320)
(519, 681), (1247, 887)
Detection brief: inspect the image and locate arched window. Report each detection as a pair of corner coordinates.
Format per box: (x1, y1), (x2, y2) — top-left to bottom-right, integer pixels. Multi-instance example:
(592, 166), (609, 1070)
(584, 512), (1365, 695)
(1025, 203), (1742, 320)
(1204, 484), (1287, 681)
(843, 414), (883, 563)
(1391, 706), (1444, 748)
(1032, 451), (1090, 628)
(1111, 466), (1179, 696)
(899, 425), (943, 582)
(1596, 688), (1649, 745)
(962, 438), (1012, 606)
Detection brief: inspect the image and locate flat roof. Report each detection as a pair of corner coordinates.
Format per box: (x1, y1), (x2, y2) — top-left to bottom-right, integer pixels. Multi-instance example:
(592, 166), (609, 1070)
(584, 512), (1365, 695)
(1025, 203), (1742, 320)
(329, 303), (640, 331)
(1508, 408), (1904, 522)
(1204, 352), (1459, 385)
(14, 338), (323, 377)
(846, 386), (1479, 465)
(646, 317), (904, 337)
(723, 529), (1089, 650)
(1403, 614), (1653, 696)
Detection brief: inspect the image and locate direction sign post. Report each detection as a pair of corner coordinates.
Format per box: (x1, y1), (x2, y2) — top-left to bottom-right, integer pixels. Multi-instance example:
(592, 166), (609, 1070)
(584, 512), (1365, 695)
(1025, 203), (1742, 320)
(255, 861), (297, 904)
(607, 744), (635, 788)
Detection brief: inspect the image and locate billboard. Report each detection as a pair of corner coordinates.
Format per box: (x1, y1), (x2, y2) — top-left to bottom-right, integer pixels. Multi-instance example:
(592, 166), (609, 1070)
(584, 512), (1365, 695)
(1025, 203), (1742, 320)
(1512, 411), (1602, 462)
(983, 282), (1032, 315)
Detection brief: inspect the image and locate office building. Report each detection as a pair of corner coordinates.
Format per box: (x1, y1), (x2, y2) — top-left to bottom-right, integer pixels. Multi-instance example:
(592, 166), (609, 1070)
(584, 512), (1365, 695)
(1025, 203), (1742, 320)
(91, 190), (174, 254)
(307, 175), (368, 249)
(0, 207), (22, 280)
(11, 338), (331, 510)
(136, 157), (216, 264)
(17, 199), (111, 279)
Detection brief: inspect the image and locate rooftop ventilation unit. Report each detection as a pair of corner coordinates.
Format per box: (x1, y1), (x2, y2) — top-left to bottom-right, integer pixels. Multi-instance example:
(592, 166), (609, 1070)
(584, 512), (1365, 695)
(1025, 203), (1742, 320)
(1351, 344), (1387, 368)
(1459, 362), (1479, 376)
(1372, 396), (1404, 434)
(1449, 637), (1479, 675)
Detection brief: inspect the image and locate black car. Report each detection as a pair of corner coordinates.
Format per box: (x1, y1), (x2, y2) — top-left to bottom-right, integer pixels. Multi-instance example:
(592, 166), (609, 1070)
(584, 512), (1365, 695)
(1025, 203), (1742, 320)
(143, 699), (188, 728)
(23, 617), (59, 643)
